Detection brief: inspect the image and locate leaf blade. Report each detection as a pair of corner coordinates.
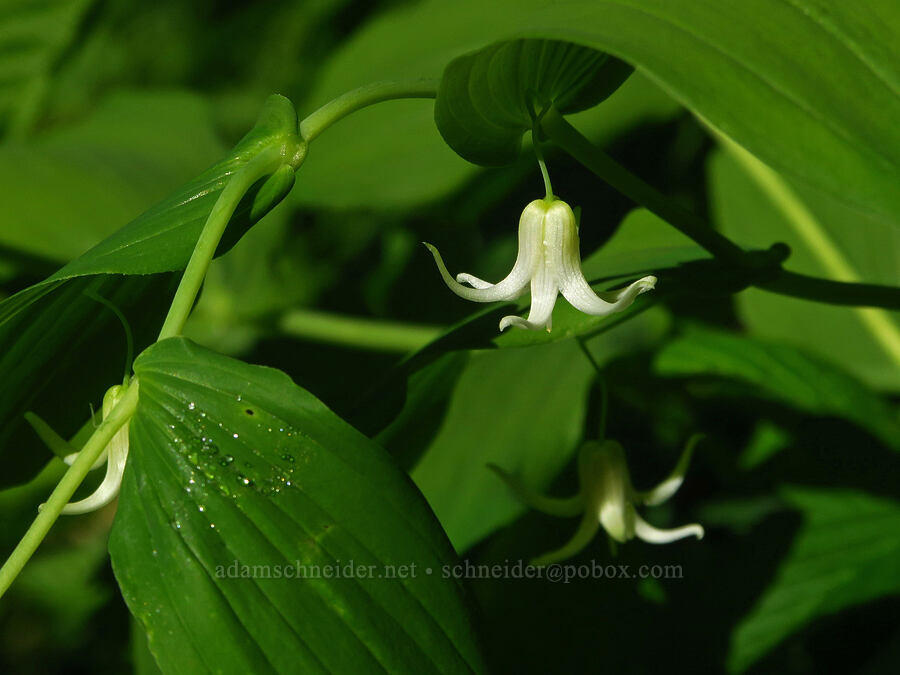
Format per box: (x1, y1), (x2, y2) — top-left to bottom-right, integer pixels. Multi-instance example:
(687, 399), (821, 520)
(111, 338), (484, 674)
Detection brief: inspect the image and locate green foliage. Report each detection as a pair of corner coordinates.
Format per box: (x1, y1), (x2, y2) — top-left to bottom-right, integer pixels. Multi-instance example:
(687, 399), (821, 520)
(434, 39), (632, 165)
(729, 488), (900, 672)
(0, 95), (299, 486)
(111, 338), (484, 674)
(654, 324), (900, 449)
(0, 2), (898, 674)
(47, 94), (300, 280)
(0, 91), (224, 261)
(0, 275), (173, 488)
(709, 149), (900, 391)
(311, 0), (900, 223)
(410, 309), (670, 553)
(0, 0), (95, 137)
(410, 340), (594, 552)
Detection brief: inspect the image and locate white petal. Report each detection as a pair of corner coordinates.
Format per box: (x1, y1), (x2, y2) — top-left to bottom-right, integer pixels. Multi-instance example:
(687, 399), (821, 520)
(58, 423), (129, 515)
(423, 200), (545, 303)
(455, 273), (495, 289)
(64, 448), (109, 471)
(580, 441), (636, 542)
(560, 273), (657, 316)
(498, 255), (558, 331)
(545, 200), (657, 315)
(531, 511), (601, 566)
(636, 434), (703, 506)
(593, 275), (658, 304)
(487, 463), (584, 517)
(633, 513), (704, 544)
(499, 203), (563, 331)
(423, 242), (531, 302)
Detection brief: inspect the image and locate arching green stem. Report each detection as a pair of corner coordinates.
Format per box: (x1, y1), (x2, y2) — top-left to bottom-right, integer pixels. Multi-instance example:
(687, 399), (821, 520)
(157, 147), (286, 341)
(0, 382), (140, 599)
(279, 308), (441, 353)
(299, 79), (439, 142)
(158, 81), (440, 342)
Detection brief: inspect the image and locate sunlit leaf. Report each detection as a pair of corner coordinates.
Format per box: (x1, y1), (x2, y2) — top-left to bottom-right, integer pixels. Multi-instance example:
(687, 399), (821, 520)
(308, 0), (900, 223)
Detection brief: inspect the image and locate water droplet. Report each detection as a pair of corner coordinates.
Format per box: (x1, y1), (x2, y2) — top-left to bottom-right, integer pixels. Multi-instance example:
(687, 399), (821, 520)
(198, 505), (205, 512)
(232, 433), (239, 439)
(281, 453), (295, 463)
(221, 455), (234, 465)
(236, 394), (242, 402)
(173, 520), (182, 530)
(238, 475), (253, 487)
(188, 402), (196, 410)
(209, 523), (216, 529)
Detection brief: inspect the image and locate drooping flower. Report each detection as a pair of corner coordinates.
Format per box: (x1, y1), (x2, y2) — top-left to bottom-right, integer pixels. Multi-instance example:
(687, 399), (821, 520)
(36, 384), (132, 515)
(425, 198), (656, 332)
(489, 436), (704, 565)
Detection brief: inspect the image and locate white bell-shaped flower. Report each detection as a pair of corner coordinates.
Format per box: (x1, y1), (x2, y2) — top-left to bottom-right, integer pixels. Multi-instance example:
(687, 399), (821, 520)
(490, 436), (704, 565)
(425, 198), (657, 332)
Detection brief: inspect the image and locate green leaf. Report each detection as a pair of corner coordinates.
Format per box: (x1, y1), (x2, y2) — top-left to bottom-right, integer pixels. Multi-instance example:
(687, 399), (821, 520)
(47, 93), (299, 280)
(729, 488), (900, 672)
(434, 39), (632, 165)
(410, 340), (593, 553)
(654, 325), (900, 449)
(110, 338), (484, 675)
(305, 0), (900, 223)
(0, 0), (95, 137)
(0, 91), (224, 262)
(709, 149), (900, 391)
(375, 351), (471, 472)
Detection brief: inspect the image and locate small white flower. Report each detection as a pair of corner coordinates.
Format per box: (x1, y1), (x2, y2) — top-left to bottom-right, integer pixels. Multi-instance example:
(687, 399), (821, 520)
(425, 198), (657, 332)
(490, 436), (704, 565)
(51, 384), (131, 515)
